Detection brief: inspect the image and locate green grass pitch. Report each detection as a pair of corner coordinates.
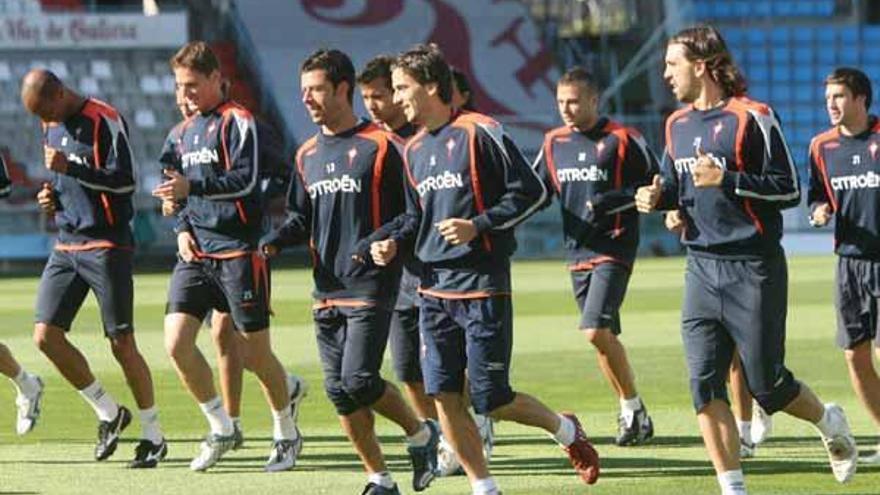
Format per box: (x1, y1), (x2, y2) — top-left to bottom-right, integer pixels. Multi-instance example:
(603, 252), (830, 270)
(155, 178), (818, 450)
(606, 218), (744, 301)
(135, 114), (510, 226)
(0, 256), (877, 494)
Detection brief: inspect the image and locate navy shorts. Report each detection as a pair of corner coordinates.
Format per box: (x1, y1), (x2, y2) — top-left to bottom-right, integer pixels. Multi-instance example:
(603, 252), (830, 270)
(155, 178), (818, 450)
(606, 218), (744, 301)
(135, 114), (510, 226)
(35, 248), (134, 337)
(166, 253), (270, 332)
(571, 262), (631, 333)
(420, 294), (516, 415)
(314, 304), (391, 415)
(681, 253), (799, 414)
(835, 256), (880, 349)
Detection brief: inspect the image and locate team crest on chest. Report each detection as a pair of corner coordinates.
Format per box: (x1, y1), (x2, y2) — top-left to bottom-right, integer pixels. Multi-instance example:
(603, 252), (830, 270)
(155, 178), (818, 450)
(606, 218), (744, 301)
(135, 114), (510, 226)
(712, 121), (724, 142)
(347, 147), (358, 167)
(595, 140), (605, 158)
(852, 155), (862, 166)
(446, 138), (456, 159)
(207, 122), (216, 134)
(870, 141), (878, 161)
(578, 151), (587, 162)
(430, 154), (437, 167)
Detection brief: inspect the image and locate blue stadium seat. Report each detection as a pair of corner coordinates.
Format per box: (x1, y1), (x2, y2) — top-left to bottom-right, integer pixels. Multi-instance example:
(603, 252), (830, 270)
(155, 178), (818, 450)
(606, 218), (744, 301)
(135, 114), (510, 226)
(839, 28), (858, 45)
(747, 28), (767, 45)
(771, 26), (791, 44)
(773, 65), (793, 83)
(794, 47), (812, 64)
(772, 85), (793, 105)
(818, 48), (836, 65)
(817, 0), (835, 16)
(862, 26), (880, 43)
(795, 84), (815, 103)
(774, 1), (797, 17)
(775, 105), (794, 125)
(795, 1), (815, 17)
(772, 47), (789, 64)
(864, 50), (880, 64)
(754, 2), (771, 17)
(838, 49), (859, 65)
(749, 49), (769, 65)
(794, 66), (813, 83)
(865, 65), (880, 82)
(817, 27), (835, 45)
(749, 65), (770, 82)
(724, 27), (745, 45)
(693, 2), (710, 19)
(732, 1), (751, 18)
(795, 106), (814, 124)
(793, 28), (814, 44)
(715, 2), (733, 18)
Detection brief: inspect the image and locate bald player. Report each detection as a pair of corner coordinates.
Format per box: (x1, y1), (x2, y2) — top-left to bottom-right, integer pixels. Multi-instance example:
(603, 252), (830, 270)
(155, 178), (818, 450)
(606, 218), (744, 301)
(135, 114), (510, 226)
(21, 69), (166, 467)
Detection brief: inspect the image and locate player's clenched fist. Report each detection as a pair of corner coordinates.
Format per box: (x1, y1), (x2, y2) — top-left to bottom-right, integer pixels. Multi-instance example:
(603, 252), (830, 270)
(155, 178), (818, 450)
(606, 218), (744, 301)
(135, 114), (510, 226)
(664, 209), (684, 233)
(435, 218), (477, 245)
(810, 202), (832, 227)
(635, 175), (662, 213)
(36, 182), (56, 215)
(370, 239), (397, 266)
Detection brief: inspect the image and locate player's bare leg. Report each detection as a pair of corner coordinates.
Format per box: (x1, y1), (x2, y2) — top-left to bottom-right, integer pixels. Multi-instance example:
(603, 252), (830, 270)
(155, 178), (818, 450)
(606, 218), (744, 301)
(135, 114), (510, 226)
(729, 355), (757, 457)
(584, 327), (653, 446)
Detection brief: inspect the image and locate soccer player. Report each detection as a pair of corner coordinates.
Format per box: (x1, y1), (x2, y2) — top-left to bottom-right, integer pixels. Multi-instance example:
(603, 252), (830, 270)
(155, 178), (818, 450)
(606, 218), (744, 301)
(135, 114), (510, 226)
(20, 69), (167, 467)
(356, 55), (434, 422)
(808, 67), (880, 464)
(635, 25), (857, 494)
(159, 86), (307, 451)
(534, 66), (656, 446)
(260, 48), (439, 495)
(152, 41), (299, 472)
(369, 44), (600, 495)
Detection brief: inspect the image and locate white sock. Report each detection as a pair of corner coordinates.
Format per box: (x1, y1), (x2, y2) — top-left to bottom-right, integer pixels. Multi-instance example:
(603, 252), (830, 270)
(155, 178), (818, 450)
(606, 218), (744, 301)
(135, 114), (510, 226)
(815, 405), (833, 437)
(367, 471), (395, 489)
(471, 477), (500, 495)
(407, 421), (431, 447)
(199, 397), (233, 436)
(272, 406), (298, 441)
(11, 369), (39, 397)
(620, 395), (642, 423)
(552, 414), (576, 446)
(737, 420), (752, 444)
(139, 406), (164, 445)
(717, 470), (747, 494)
(78, 380), (119, 422)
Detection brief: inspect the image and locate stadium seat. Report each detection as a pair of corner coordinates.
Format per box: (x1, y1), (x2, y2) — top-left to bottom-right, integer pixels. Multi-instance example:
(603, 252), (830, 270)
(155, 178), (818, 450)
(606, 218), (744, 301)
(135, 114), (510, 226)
(0, 62), (11, 82)
(161, 75), (175, 94)
(79, 76), (99, 95)
(772, 67), (791, 86)
(794, 85), (814, 103)
(749, 65), (770, 83)
(793, 66), (812, 83)
(135, 109), (157, 129)
(91, 59), (113, 79)
(139, 75), (162, 95)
